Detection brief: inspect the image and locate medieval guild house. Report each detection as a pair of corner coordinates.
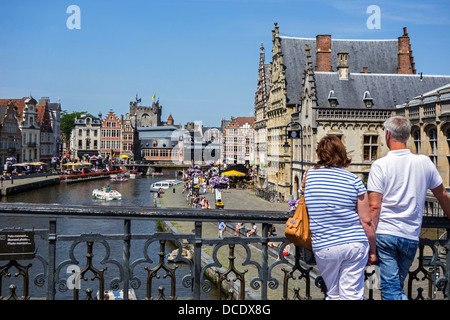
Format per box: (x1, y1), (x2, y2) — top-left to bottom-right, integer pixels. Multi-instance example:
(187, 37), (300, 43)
(257, 24), (450, 201)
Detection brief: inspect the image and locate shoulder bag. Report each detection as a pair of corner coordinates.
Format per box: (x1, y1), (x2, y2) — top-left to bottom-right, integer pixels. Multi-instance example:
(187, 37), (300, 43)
(285, 168), (312, 250)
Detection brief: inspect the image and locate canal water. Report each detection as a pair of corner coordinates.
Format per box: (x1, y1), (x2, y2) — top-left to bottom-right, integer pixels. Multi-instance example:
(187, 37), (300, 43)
(0, 175), (214, 300)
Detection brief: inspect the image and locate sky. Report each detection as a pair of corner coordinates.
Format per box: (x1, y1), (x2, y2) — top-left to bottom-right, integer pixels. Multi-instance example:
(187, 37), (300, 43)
(1, 0), (450, 127)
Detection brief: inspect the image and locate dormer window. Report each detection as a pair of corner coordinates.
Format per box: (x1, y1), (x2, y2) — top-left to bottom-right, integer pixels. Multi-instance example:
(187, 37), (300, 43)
(328, 90), (338, 108)
(363, 91), (374, 108)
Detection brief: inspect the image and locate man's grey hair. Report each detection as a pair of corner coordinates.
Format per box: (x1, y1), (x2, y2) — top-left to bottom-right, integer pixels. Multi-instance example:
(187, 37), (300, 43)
(384, 116), (411, 143)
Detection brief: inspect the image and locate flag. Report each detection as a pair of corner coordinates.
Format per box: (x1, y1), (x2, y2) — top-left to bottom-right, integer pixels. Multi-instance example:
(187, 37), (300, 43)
(152, 94), (155, 100)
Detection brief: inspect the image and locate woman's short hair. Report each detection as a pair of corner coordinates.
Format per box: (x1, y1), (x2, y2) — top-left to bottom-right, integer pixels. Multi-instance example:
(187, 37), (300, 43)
(384, 116), (411, 143)
(315, 135), (351, 169)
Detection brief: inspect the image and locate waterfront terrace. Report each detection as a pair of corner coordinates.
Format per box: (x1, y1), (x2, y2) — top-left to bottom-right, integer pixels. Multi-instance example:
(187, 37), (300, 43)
(0, 201), (448, 300)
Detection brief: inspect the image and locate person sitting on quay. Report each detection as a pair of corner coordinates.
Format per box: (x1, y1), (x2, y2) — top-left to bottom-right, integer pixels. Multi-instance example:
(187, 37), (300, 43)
(201, 200), (210, 209)
(234, 223), (244, 236)
(246, 223), (257, 237)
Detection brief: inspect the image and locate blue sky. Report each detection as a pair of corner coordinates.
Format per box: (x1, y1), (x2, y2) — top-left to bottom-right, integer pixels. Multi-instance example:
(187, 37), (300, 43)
(1, 0), (449, 127)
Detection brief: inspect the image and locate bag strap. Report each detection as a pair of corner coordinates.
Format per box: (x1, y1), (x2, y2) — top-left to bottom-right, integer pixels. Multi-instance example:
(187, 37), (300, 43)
(301, 168), (310, 195)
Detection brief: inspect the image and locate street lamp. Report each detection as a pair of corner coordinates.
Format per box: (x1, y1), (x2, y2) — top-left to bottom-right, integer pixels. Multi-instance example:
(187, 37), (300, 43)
(283, 121), (304, 199)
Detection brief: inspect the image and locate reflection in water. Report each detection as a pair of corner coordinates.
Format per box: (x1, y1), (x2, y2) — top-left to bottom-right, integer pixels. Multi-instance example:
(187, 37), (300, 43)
(0, 176), (212, 300)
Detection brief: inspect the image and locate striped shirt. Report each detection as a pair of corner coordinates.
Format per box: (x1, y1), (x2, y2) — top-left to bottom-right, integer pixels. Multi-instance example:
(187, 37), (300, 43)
(304, 167), (368, 250)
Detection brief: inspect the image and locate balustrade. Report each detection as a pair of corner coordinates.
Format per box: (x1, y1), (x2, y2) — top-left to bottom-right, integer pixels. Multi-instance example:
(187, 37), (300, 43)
(0, 203), (448, 300)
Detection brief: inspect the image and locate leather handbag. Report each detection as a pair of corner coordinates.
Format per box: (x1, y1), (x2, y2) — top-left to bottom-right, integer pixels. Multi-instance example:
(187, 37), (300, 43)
(285, 168), (312, 250)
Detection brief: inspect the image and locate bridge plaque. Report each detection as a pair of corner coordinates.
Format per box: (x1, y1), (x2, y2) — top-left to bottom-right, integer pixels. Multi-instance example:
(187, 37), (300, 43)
(0, 230), (35, 260)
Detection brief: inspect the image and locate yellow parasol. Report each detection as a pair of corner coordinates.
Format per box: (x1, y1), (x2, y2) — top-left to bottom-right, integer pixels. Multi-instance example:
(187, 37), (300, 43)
(221, 170), (246, 177)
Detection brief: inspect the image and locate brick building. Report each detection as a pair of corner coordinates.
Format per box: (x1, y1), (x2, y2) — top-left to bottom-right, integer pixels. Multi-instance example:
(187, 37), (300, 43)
(100, 109), (122, 159)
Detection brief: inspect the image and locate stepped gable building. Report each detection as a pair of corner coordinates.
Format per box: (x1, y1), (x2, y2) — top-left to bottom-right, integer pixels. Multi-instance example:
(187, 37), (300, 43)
(0, 101), (22, 166)
(0, 97), (41, 163)
(36, 102), (54, 164)
(262, 23), (450, 201)
(101, 109), (122, 159)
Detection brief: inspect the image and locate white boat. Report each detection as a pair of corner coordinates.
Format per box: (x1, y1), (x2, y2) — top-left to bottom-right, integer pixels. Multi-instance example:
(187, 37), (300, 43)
(129, 172), (143, 179)
(150, 180), (171, 192)
(92, 188), (122, 200)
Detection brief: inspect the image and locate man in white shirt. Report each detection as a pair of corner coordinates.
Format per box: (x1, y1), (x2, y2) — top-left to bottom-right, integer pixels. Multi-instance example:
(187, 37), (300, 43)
(368, 116), (450, 300)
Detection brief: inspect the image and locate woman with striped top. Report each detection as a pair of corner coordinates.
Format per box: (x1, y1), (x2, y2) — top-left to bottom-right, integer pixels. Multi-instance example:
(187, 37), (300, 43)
(304, 135), (376, 300)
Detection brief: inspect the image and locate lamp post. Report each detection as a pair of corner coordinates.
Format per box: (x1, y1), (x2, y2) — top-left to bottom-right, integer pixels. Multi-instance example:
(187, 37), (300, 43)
(282, 121), (303, 199)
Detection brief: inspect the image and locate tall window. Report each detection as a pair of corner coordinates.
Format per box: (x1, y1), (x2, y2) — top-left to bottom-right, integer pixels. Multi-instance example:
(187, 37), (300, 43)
(363, 135), (378, 161)
(412, 128), (421, 154)
(428, 128), (437, 165)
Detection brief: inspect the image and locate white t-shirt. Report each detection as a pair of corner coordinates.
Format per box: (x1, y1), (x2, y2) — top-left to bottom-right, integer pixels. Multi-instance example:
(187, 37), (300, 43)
(367, 149), (442, 241)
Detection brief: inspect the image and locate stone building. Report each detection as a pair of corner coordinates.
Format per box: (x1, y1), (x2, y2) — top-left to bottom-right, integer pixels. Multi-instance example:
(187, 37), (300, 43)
(395, 83), (450, 188)
(36, 102), (54, 164)
(0, 101), (22, 167)
(6, 97), (42, 163)
(254, 43), (271, 189)
(222, 117), (255, 165)
(130, 100), (162, 127)
(39, 97), (61, 158)
(70, 114), (102, 159)
(261, 24), (450, 201)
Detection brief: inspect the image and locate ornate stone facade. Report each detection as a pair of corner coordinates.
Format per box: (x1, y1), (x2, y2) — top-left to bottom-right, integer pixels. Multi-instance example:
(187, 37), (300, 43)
(396, 84), (450, 188)
(259, 23), (450, 201)
(254, 43), (271, 189)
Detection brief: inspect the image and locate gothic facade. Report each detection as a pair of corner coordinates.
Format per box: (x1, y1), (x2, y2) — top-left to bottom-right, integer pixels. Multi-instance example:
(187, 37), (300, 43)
(258, 24), (450, 201)
(254, 43), (271, 189)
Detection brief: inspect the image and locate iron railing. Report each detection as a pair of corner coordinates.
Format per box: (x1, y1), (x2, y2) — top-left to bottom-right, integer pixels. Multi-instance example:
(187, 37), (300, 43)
(0, 202), (448, 300)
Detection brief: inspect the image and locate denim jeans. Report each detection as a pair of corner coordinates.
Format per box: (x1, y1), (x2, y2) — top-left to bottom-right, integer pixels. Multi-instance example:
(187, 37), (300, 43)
(376, 234), (419, 300)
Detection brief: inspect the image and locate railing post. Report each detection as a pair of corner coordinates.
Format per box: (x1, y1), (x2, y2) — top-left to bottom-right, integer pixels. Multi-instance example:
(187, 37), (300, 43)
(446, 228), (450, 300)
(47, 218), (56, 300)
(193, 221), (202, 300)
(123, 219), (131, 300)
(261, 223), (269, 300)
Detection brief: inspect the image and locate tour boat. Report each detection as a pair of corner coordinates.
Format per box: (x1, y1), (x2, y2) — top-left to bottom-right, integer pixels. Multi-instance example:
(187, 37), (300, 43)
(92, 188), (122, 200)
(150, 180), (171, 192)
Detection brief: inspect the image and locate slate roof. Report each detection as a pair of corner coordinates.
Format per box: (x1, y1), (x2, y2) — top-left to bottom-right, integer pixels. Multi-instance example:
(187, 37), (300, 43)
(279, 36), (399, 105)
(138, 126), (181, 147)
(313, 72), (450, 110)
(396, 82), (450, 108)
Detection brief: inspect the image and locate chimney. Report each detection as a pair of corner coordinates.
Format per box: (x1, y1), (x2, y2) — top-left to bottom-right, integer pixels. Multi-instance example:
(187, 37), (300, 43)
(397, 27), (413, 74)
(362, 67), (369, 74)
(315, 34), (332, 72)
(337, 51), (349, 80)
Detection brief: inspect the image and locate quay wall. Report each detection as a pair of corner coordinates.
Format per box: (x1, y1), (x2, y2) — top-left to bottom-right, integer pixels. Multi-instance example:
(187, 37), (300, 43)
(1, 176), (61, 197)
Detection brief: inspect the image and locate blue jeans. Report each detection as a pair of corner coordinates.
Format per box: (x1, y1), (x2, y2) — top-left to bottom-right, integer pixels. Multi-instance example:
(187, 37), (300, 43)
(376, 234), (418, 300)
